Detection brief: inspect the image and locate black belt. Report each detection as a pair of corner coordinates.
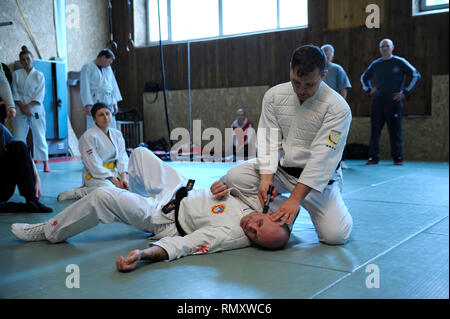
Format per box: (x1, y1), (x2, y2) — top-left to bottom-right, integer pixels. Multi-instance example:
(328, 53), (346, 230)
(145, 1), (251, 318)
(278, 162), (341, 185)
(162, 179), (195, 236)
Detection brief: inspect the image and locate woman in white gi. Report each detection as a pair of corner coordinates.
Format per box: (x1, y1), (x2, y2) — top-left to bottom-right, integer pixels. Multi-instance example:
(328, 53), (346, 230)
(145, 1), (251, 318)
(12, 46), (50, 173)
(57, 103), (128, 201)
(80, 49), (122, 130)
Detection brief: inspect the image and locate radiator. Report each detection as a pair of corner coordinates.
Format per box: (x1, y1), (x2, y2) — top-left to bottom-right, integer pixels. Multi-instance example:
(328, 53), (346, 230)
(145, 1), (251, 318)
(116, 121), (144, 148)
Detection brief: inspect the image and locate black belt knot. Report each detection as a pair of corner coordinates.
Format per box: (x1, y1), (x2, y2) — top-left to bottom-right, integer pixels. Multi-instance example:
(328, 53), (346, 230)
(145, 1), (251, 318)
(162, 179), (195, 236)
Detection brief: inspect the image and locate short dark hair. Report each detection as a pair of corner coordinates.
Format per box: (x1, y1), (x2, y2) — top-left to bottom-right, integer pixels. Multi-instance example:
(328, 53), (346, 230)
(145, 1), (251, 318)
(91, 102), (111, 118)
(19, 45), (33, 59)
(97, 48), (115, 60)
(290, 45), (326, 77)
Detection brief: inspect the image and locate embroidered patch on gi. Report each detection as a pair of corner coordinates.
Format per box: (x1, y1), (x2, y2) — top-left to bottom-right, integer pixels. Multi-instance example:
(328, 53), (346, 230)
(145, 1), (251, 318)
(51, 220), (58, 227)
(211, 203), (226, 214)
(328, 130), (342, 146)
(86, 148), (93, 154)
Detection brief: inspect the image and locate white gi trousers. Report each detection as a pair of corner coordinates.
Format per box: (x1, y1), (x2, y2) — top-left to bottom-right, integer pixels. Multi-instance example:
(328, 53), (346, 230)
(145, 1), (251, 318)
(223, 159), (352, 245)
(45, 148), (185, 243)
(13, 105), (49, 161)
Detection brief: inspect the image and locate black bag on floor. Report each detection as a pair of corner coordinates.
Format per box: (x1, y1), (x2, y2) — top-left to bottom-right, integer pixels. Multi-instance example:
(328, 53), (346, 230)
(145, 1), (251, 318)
(147, 138), (169, 152)
(144, 138), (170, 161)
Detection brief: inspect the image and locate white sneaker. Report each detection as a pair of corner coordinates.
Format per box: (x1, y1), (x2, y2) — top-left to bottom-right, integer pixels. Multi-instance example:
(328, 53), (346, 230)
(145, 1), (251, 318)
(57, 189), (77, 202)
(11, 223), (47, 242)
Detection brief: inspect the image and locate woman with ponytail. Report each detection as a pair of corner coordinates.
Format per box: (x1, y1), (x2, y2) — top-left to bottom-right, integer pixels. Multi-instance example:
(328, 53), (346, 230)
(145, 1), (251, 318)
(11, 46), (50, 173)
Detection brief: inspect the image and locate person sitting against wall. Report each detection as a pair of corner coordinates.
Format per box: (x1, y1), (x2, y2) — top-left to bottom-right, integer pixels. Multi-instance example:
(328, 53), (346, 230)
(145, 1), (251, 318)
(57, 103), (129, 201)
(230, 108), (255, 161)
(0, 123), (52, 213)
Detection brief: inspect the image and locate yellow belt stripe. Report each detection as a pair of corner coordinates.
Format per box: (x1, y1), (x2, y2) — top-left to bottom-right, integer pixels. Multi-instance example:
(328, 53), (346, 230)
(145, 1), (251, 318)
(86, 162), (116, 180)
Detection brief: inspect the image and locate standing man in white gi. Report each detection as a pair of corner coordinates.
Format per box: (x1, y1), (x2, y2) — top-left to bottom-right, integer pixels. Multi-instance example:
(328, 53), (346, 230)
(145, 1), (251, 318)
(80, 48), (122, 130)
(221, 45), (353, 245)
(12, 46), (50, 173)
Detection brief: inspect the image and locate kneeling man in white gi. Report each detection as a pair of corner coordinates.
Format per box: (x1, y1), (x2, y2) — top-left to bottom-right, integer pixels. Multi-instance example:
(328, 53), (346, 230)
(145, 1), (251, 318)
(11, 147), (290, 272)
(222, 45), (353, 245)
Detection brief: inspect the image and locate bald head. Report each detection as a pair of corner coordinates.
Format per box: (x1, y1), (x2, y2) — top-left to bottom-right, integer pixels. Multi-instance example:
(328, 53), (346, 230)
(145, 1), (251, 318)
(379, 38), (394, 47)
(240, 211), (290, 250)
(379, 39), (394, 60)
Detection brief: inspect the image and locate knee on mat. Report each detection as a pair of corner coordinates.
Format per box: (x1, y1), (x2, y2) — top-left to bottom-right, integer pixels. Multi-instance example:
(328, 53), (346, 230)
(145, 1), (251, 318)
(320, 232), (349, 245)
(319, 224), (352, 245)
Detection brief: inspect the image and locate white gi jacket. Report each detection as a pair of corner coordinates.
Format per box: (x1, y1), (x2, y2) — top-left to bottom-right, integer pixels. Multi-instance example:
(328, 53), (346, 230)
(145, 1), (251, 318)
(78, 124), (128, 186)
(11, 67), (49, 161)
(151, 189), (252, 261)
(0, 69), (14, 109)
(257, 81), (352, 193)
(11, 68), (45, 115)
(80, 61), (122, 107)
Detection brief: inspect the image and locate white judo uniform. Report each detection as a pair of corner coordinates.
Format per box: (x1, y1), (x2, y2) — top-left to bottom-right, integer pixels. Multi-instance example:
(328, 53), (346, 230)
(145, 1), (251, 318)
(11, 67), (48, 161)
(58, 124), (128, 200)
(45, 147), (254, 261)
(80, 61), (122, 130)
(223, 81), (353, 245)
(0, 67), (14, 110)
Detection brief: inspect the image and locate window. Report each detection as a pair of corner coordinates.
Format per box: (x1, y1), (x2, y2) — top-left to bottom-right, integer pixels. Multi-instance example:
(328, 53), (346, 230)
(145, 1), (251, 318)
(279, 0), (308, 29)
(413, 0), (449, 15)
(148, 0), (168, 42)
(420, 0), (449, 11)
(171, 0), (219, 41)
(222, 0), (277, 35)
(146, 0), (308, 44)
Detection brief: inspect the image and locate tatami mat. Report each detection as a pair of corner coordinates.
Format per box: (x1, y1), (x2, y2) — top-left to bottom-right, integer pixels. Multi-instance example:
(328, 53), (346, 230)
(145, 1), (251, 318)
(0, 159), (448, 299)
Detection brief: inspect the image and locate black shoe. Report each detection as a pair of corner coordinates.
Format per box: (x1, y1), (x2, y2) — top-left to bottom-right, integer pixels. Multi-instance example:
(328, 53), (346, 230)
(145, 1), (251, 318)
(394, 157), (403, 166)
(29, 200), (53, 213)
(0, 201), (38, 213)
(365, 158), (379, 165)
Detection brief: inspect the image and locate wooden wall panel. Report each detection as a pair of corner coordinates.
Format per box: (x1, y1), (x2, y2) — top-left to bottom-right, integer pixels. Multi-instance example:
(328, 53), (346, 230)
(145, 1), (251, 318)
(112, 0), (449, 117)
(328, 0), (385, 30)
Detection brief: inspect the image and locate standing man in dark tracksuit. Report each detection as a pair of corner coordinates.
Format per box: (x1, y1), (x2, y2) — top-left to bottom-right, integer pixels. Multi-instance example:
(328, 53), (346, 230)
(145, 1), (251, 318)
(361, 38), (421, 165)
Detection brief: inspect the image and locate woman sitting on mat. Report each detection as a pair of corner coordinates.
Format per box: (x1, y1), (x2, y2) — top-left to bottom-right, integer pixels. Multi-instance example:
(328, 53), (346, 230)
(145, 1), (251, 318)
(57, 103), (129, 201)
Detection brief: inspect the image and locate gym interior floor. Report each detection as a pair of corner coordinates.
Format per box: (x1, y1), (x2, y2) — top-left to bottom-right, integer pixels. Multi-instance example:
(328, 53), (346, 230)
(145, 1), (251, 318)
(0, 158), (448, 299)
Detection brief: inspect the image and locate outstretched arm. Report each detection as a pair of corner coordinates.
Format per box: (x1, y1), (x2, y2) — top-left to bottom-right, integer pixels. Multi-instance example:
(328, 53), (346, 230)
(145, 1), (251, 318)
(116, 245), (169, 272)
